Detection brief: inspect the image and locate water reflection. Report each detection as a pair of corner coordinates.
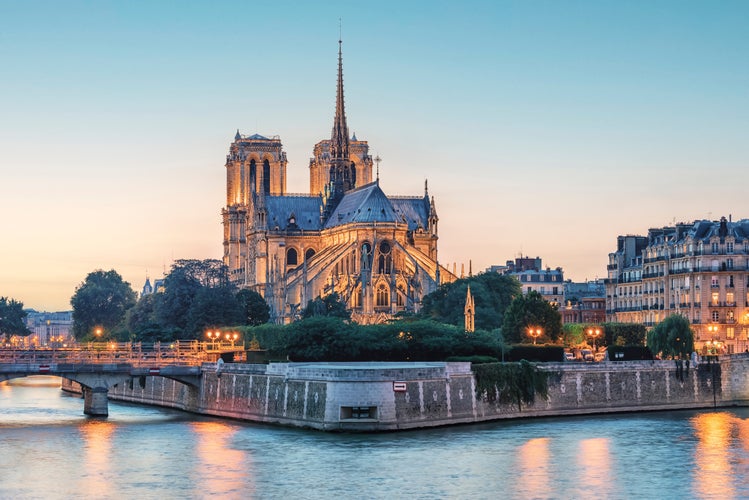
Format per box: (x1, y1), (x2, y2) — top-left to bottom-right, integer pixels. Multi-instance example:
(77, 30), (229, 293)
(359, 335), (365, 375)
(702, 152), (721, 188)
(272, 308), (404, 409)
(79, 419), (116, 499)
(578, 438), (611, 497)
(192, 421), (253, 498)
(517, 437), (551, 498)
(692, 412), (741, 499)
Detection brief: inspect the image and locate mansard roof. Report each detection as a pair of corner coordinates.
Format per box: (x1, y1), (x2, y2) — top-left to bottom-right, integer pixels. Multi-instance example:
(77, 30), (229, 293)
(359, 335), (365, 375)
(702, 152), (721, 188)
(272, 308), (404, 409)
(265, 195), (322, 231)
(325, 182), (399, 229)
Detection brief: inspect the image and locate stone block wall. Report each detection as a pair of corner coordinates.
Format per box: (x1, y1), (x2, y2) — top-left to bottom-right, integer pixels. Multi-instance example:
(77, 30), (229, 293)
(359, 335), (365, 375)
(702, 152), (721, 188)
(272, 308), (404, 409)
(100, 356), (749, 431)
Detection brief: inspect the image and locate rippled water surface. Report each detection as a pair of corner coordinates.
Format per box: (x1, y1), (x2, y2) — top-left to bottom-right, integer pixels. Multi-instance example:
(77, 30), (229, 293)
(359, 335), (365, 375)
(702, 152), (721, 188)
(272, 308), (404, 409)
(3, 376), (749, 499)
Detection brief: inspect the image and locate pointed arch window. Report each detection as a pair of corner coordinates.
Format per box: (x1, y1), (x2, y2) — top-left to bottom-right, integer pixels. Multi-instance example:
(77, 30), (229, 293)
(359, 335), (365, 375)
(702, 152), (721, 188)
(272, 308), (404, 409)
(376, 284), (389, 307)
(263, 159), (271, 194)
(249, 160), (257, 192)
(305, 248), (316, 262)
(286, 248), (298, 267)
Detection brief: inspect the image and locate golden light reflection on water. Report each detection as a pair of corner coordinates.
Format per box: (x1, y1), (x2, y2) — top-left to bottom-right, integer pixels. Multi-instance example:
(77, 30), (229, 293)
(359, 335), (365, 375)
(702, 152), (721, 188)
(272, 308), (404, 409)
(693, 412), (735, 499)
(578, 438), (611, 497)
(517, 437), (551, 498)
(79, 419), (116, 499)
(191, 421), (252, 498)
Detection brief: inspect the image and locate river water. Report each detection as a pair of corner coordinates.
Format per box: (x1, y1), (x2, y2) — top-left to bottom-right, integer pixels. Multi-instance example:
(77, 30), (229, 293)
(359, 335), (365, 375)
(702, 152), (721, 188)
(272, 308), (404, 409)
(2, 376), (749, 499)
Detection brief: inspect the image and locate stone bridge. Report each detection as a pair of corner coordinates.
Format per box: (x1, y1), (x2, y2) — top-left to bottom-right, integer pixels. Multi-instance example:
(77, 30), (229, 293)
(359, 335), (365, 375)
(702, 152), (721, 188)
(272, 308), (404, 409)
(0, 345), (208, 416)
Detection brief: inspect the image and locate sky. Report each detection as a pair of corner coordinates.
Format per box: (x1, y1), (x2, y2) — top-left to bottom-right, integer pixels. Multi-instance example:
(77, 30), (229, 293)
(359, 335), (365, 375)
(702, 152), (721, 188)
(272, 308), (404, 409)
(1, 1), (748, 311)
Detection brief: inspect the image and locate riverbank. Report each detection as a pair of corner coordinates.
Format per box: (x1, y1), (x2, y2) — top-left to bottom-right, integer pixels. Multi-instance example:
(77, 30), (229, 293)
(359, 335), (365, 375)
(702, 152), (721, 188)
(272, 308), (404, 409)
(58, 354), (749, 431)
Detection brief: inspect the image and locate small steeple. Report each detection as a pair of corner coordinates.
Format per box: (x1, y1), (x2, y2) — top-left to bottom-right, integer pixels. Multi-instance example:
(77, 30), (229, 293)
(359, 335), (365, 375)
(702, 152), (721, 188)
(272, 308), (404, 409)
(464, 285), (475, 333)
(235, 129), (241, 141)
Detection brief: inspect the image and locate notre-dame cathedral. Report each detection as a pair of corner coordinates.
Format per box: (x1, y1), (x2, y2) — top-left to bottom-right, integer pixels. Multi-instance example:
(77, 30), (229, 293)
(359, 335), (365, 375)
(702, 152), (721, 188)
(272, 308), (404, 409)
(222, 40), (456, 324)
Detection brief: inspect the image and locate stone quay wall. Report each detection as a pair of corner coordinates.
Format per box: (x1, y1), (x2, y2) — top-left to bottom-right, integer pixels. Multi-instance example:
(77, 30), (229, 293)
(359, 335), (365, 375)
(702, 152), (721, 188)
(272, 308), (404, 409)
(101, 355), (749, 431)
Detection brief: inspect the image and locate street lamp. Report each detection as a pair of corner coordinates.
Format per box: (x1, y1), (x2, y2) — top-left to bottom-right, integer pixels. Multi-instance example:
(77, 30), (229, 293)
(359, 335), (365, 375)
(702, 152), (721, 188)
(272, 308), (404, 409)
(95, 327), (103, 340)
(205, 330), (218, 350)
(527, 326), (542, 345)
(587, 327), (602, 351)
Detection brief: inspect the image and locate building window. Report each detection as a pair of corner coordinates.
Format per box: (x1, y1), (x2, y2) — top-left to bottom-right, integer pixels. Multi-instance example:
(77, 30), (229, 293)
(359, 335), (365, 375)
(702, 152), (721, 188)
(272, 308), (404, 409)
(712, 242), (719, 254)
(712, 311), (720, 322)
(711, 292), (719, 305)
(305, 248), (316, 261)
(376, 284), (389, 307)
(711, 276), (719, 288)
(727, 327), (735, 340)
(286, 248), (298, 266)
(727, 259), (734, 270)
(727, 242), (734, 254)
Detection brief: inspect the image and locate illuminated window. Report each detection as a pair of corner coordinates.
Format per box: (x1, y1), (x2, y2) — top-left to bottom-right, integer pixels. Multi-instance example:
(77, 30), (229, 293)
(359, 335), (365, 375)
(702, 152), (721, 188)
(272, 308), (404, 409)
(727, 327), (735, 339)
(711, 292), (719, 305)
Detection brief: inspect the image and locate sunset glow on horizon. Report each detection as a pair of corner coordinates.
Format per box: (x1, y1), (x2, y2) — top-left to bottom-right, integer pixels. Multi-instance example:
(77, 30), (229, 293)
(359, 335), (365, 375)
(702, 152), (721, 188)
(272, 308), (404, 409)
(2, 1), (747, 311)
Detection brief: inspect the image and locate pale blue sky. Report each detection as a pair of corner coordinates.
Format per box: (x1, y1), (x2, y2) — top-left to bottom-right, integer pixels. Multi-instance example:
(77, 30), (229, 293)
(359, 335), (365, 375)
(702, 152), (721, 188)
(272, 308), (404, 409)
(2, 1), (748, 310)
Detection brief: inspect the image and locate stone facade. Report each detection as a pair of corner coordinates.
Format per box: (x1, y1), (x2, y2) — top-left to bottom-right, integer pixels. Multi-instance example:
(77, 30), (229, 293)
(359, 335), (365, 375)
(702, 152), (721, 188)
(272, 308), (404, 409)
(222, 41), (455, 324)
(104, 356), (749, 432)
(606, 217), (749, 353)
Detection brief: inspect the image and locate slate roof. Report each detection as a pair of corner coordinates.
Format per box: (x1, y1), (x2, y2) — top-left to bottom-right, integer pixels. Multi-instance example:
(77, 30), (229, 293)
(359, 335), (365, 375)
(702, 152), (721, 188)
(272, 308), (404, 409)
(265, 195), (323, 231)
(325, 182), (400, 229)
(261, 182), (431, 232)
(391, 197), (430, 231)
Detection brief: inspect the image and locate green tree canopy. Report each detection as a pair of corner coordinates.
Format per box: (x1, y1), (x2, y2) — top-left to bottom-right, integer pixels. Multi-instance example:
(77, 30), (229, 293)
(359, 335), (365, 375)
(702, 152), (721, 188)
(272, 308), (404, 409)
(301, 293), (351, 320)
(71, 270), (136, 340)
(236, 289), (270, 326)
(419, 272), (520, 330)
(502, 290), (562, 344)
(151, 259), (240, 338)
(647, 315), (694, 360)
(0, 297), (31, 340)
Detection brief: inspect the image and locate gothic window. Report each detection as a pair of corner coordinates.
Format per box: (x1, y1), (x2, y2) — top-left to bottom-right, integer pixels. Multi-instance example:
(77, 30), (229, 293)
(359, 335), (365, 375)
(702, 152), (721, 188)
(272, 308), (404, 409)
(286, 248), (298, 267)
(263, 159), (271, 194)
(249, 160), (257, 192)
(305, 248), (316, 261)
(376, 284), (389, 307)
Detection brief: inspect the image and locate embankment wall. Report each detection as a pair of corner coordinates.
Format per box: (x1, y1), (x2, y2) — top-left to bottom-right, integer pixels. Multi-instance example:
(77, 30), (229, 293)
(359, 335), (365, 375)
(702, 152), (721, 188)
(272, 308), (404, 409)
(97, 355), (749, 431)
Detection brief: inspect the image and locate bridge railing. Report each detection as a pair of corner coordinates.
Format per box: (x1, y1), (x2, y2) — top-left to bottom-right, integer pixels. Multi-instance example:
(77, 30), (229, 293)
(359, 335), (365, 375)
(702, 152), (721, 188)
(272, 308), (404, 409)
(0, 340), (236, 366)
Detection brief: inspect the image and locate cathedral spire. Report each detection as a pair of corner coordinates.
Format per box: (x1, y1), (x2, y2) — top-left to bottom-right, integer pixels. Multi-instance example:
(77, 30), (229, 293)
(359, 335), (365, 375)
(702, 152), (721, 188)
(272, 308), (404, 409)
(328, 37), (353, 201)
(331, 38), (350, 163)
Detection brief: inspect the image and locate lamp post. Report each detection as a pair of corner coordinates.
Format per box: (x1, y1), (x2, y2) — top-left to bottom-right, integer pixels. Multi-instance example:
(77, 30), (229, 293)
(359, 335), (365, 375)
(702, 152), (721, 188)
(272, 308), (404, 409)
(706, 324), (719, 354)
(205, 330), (217, 350)
(587, 327), (602, 352)
(527, 326), (542, 345)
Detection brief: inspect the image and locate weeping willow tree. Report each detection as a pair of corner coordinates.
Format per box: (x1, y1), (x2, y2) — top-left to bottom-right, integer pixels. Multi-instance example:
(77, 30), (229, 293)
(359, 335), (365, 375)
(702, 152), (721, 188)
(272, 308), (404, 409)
(472, 361), (553, 411)
(646, 315), (694, 360)
(647, 315), (695, 382)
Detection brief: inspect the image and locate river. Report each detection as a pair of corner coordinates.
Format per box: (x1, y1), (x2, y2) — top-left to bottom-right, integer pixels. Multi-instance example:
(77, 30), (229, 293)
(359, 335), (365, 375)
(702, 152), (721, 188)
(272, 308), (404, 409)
(2, 376), (749, 499)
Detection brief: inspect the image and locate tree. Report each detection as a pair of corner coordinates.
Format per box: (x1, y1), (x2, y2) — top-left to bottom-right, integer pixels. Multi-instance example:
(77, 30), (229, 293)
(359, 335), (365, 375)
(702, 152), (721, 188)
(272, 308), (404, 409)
(502, 290), (562, 344)
(71, 270), (136, 340)
(236, 289), (270, 326)
(419, 272), (520, 330)
(302, 293), (351, 320)
(153, 259), (238, 338)
(647, 315), (694, 360)
(0, 296), (31, 341)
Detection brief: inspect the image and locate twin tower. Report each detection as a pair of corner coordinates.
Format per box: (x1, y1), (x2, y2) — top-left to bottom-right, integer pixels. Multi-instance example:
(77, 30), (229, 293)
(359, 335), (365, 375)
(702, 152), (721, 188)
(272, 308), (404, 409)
(222, 40), (454, 324)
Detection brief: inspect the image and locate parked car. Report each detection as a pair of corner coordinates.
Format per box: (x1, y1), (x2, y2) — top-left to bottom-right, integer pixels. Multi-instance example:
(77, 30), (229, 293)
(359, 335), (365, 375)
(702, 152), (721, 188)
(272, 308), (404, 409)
(564, 352), (575, 362)
(581, 349), (594, 362)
